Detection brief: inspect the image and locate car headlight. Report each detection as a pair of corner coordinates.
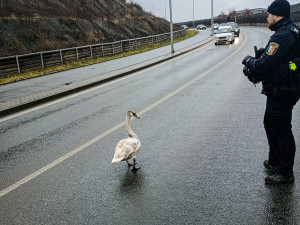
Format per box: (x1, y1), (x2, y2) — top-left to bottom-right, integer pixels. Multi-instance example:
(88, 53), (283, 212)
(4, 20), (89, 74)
(235, 29), (238, 32)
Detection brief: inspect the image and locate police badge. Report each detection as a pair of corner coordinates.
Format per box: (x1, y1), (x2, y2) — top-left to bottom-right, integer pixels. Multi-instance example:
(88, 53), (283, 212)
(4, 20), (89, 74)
(266, 42), (279, 55)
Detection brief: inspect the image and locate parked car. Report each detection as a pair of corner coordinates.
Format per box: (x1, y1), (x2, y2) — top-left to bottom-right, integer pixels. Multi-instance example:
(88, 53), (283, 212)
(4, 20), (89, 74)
(228, 23), (240, 37)
(196, 24), (206, 30)
(181, 25), (189, 29)
(214, 26), (235, 45)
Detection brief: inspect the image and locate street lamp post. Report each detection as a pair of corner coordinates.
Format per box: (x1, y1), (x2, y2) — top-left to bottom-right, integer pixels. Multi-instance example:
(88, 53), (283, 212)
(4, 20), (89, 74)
(165, 1), (168, 19)
(169, 0), (174, 53)
(210, 0), (214, 36)
(193, 0), (195, 28)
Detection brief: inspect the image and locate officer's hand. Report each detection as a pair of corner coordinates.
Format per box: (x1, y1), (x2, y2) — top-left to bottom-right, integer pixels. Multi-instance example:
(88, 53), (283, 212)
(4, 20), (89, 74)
(254, 46), (265, 59)
(289, 58), (300, 71)
(248, 74), (259, 83)
(242, 55), (254, 66)
(243, 66), (248, 77)
(243, 65), (259, 83)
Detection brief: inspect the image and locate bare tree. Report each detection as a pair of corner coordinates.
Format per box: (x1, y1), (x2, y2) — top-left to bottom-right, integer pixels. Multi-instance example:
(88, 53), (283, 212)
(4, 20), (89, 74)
(228, 7), (236, 16)
(218, 11), (227, 18)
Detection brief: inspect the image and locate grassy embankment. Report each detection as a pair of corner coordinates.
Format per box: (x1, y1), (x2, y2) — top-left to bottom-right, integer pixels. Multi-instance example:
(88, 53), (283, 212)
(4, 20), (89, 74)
(0, 30), (198, 85)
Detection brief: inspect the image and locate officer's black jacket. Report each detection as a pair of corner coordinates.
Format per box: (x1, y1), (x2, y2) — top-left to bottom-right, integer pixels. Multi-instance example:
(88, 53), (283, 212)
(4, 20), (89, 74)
(248, 17), (299, 82)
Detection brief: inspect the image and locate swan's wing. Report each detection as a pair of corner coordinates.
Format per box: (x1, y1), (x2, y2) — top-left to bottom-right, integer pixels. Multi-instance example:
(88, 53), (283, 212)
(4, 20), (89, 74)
(113, 138), (141, 160)
(133, 138), (141, 152)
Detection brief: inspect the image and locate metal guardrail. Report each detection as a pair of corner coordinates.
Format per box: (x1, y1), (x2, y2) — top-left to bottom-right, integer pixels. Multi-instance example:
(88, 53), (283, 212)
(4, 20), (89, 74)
(0, 29), (186, 77)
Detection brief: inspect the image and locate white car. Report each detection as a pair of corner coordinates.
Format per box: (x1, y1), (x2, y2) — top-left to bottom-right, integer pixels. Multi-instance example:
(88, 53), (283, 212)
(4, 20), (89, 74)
(214, 26), (235, 45)
(181, 25), (189, 29)
(213, 23), (219, 34)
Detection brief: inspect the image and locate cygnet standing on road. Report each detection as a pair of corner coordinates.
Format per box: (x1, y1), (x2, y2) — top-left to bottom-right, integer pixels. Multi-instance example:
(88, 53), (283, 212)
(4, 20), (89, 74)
(112, 110), (141, 171)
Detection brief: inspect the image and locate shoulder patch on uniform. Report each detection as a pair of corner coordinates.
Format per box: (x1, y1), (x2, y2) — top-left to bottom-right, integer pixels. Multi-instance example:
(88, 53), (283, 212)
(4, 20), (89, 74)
(266, 42), (279, 55)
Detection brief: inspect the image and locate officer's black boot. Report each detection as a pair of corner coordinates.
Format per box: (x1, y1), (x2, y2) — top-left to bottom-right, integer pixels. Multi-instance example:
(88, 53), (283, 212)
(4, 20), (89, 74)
(263, 160), (278, 175)
(265, 173), (294, 184)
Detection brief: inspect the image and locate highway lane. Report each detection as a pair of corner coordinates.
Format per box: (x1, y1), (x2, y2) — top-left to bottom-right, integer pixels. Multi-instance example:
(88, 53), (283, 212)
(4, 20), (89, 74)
(0, 27), (299, 224)
(0, 31), (211, 103)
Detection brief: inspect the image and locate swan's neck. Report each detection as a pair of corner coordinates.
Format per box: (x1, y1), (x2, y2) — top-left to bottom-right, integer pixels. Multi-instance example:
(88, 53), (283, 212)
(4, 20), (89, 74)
(125, 115), (139, 139)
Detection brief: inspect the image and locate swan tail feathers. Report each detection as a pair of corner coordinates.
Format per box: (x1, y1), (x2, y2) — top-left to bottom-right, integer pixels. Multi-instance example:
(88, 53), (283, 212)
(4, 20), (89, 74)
(111, 157), (124, 164)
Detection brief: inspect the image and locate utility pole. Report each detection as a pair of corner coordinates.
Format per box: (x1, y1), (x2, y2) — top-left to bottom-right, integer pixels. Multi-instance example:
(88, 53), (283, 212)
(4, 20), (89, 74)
(210, 0), (214, 36)
(169, 0), (174, 53)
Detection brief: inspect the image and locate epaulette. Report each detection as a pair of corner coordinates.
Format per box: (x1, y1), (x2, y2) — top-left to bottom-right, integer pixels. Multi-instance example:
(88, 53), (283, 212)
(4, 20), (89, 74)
(291, 27), (300, 58)
(291, 27), (299, 35)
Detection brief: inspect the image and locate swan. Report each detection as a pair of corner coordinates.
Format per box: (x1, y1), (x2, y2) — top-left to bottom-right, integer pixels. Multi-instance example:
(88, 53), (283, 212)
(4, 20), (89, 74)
(111, 110), (141, 171)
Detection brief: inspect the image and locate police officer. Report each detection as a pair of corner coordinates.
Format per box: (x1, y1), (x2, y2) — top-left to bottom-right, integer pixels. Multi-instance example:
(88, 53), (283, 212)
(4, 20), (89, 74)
(242, 0), (300, 184)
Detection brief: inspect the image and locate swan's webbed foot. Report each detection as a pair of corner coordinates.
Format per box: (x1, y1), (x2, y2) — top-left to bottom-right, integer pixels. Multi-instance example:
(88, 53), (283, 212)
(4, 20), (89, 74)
(130, 159), (140, 172)
(130, 165), (140, 172)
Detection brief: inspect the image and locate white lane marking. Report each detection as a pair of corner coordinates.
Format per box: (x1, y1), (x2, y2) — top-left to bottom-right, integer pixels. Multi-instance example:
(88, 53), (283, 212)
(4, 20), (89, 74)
(0, 33), (247, 198)
(0, 39), (212, 123)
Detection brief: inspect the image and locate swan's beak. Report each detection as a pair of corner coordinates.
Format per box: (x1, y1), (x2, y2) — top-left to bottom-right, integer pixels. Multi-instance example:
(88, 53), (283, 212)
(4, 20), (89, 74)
(133, 113), (140, 119)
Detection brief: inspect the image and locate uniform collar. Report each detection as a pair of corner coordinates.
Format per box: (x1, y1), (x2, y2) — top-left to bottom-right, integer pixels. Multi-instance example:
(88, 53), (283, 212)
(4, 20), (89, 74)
(271, 17), (293, 31)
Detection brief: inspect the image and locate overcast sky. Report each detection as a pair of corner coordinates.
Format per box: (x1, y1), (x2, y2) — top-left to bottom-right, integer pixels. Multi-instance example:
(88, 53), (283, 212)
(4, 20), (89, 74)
(132, 0), (300, 23)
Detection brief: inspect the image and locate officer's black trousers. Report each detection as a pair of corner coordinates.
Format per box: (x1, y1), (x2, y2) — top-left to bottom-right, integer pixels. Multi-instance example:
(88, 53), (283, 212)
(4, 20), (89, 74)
(263, 95), (299, 176)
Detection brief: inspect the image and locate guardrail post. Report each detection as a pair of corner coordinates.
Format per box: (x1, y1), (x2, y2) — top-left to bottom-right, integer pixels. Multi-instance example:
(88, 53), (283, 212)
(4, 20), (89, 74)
(76, 47), (79, 60)
(40, 52), (44, 69)
(60, 50), (63, 64)
(90, 46), (93, 57)
(112, 43), (114, 54)
(101, 44), (104, 56)
(16, 56), (20, 73)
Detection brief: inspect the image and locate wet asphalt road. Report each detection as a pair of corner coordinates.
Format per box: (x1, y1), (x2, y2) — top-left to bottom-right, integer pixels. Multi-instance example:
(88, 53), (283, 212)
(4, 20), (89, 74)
(0, 27), (299, 224)
(0, 31), (211, 102)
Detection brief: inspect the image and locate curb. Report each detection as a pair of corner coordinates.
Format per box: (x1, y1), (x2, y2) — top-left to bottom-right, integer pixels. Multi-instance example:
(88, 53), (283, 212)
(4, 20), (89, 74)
(0, 36), (214, 117)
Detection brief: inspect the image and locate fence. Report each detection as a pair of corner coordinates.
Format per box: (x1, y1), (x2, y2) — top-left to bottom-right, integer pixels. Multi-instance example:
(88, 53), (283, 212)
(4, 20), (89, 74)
(0, 29), (186, 77)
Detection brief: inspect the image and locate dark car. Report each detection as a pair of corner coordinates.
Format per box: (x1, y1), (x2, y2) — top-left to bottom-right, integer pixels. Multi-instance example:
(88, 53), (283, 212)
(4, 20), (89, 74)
(228, 23), (240, 37)
(196, 24), (206, 30)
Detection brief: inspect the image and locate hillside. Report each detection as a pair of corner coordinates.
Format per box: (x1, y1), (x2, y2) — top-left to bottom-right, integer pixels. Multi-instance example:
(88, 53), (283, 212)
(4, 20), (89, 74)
(0, 0), (179, 57)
